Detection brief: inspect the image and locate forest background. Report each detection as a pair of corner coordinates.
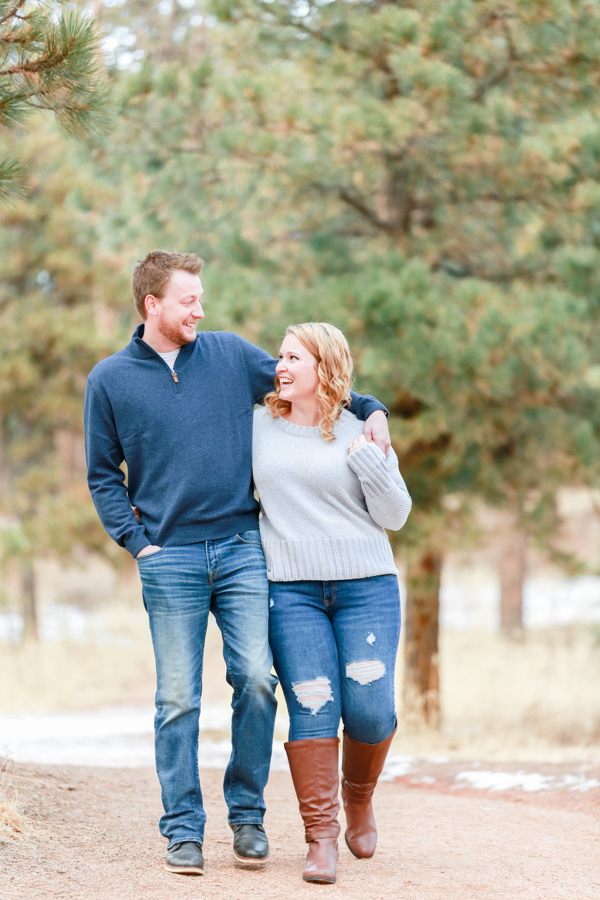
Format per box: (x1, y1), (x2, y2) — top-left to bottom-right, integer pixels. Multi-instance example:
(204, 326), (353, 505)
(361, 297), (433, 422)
(3, 0), (600, 751)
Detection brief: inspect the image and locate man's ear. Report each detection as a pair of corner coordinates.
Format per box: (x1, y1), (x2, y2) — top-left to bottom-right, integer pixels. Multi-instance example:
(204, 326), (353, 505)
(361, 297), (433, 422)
(145, 294), (159, 317)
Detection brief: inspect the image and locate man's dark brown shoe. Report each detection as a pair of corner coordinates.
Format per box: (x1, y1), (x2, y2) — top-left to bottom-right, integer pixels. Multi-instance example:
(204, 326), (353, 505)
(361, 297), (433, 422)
(231, 824), (270, 863)
(164, 841), (204, 875)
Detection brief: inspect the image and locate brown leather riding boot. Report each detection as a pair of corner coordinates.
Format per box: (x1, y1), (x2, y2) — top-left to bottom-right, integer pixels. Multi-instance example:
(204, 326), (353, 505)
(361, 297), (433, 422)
(285, 737), (340, 884)
(341, 725), (397, 859)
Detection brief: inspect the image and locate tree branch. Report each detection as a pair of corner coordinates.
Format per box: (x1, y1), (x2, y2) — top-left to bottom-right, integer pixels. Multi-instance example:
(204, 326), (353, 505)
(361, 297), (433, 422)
(0, 0), (27, 29)
(311, 179), (402, 233)
(471, 9), (519, 103)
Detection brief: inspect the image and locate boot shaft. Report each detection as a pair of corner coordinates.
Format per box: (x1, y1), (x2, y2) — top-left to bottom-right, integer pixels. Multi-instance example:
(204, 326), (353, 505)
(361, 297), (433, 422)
(285, 737), (341, 841)
(342, 726), (397, 796)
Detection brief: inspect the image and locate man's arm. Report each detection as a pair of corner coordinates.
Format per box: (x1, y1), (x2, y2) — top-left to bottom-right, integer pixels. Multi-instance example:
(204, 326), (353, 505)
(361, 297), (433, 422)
(239, 336), (391, 454)
(84, 378), (151, 559)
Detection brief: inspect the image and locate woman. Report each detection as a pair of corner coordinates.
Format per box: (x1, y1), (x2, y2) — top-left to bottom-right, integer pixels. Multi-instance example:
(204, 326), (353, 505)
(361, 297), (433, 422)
(252, 323), (411, 885)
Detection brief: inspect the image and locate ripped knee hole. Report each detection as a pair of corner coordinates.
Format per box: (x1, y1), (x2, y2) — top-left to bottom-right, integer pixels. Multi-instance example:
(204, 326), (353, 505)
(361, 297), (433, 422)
(346, 659), (386, 685)
(292, 677), (333, 715)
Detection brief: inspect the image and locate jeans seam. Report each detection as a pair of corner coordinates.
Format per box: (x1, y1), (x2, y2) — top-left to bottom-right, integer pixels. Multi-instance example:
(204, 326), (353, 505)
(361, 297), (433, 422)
(215, 600), (237, 808)
(192, 664), (202, 818)
(225, 640), (237, 808)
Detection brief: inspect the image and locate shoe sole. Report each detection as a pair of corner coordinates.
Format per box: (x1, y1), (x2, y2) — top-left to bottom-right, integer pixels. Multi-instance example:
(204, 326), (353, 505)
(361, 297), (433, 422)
(233, 848), (270, 865)
(344, 832), (375, 860)
(164, 864), (204, 875)
(303, 875), (337, 884)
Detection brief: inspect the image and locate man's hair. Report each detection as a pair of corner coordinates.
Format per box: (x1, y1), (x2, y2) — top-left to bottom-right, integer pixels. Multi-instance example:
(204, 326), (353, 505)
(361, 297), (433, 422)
(265, 322), (354, 443)
(131, 250), (204, 320)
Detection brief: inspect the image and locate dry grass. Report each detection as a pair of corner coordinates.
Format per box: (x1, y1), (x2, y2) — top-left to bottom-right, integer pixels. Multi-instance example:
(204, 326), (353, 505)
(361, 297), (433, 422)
(0, 794), (26, 843)
(393, 626), (600, 763)
(0, 605), (156, 713)
(0, 761), (28, 843)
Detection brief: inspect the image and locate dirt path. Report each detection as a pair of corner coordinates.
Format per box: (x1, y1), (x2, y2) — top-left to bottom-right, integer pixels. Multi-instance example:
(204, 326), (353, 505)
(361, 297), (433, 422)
(2, 762), (599, 899)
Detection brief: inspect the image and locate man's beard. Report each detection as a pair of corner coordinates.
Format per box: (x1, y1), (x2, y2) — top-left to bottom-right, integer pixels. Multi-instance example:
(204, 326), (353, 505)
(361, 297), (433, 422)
(158, 319), (197, 346)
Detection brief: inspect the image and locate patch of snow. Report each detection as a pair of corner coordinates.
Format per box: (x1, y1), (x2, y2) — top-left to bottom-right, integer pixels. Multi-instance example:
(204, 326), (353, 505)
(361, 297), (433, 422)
(455, 770), (600, 793)
(456, 770), (555, 792)
(0, 705), (290, 770)
(556, 775), (600, 792)
(379, 754), (416, 782)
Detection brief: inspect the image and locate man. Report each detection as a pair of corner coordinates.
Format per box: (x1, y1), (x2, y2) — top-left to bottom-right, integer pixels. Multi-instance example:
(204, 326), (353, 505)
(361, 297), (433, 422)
(84, 250), (390, 876)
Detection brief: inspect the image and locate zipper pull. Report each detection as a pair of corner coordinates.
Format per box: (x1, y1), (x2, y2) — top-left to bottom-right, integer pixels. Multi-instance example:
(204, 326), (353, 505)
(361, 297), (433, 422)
(172, 371), (179, 384)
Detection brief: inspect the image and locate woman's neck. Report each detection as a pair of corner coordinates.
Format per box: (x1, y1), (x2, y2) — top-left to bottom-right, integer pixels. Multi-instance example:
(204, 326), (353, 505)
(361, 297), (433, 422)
(282, 398), (320, 427)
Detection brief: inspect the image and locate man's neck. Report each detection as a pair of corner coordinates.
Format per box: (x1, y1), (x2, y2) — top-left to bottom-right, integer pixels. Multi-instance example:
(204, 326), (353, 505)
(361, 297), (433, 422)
(140, 323), (183, 354)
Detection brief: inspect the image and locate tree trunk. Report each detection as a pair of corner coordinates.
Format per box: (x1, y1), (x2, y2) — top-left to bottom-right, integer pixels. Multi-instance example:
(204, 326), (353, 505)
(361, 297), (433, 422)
(21, 559), (38, 643)
(403, 550), (442, 730)
(499, 529), (525, 637)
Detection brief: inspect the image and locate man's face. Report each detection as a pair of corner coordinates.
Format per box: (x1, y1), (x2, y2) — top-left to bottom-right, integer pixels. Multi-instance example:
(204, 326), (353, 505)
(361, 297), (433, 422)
(146, 269), (204, 347)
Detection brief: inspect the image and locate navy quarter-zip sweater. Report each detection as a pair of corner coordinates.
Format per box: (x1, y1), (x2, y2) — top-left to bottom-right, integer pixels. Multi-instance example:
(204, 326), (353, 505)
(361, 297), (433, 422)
(84, 325), (386, 558)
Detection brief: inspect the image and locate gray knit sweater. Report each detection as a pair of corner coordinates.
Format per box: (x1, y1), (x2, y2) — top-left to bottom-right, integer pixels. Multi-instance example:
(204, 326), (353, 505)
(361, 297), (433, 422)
(252, 407), (412, 581)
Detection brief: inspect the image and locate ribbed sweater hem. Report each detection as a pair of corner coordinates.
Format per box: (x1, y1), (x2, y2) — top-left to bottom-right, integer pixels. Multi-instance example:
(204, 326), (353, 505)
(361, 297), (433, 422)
(261, 536), (399, 582)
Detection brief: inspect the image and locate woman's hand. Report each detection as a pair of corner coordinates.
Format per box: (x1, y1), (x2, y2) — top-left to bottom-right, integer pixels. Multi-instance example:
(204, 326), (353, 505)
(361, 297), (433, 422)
(348, 434), (368, 455)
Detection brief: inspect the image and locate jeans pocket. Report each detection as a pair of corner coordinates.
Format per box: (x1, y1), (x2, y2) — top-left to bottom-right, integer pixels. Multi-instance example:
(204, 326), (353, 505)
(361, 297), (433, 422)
(235, 529), (262, 545)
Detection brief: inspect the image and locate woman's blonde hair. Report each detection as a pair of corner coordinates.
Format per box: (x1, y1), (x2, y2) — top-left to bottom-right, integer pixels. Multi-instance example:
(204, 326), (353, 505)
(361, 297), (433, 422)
(264, 322), (353, 442)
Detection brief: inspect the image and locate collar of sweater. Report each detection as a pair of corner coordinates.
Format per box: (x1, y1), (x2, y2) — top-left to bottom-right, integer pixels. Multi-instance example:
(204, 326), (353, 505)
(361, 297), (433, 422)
(127, 323), (197, 364)
(271, 409), (352, 438)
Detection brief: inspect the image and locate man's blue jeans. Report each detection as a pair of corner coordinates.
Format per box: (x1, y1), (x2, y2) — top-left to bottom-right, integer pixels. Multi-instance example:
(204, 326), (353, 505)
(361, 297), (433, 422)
(137, 531), (278, 848)
(268, 576), (400, 744)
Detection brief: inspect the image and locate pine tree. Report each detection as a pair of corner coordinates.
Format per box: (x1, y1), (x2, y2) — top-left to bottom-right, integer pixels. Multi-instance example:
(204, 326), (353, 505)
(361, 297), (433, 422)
(0, 0), (110, 200)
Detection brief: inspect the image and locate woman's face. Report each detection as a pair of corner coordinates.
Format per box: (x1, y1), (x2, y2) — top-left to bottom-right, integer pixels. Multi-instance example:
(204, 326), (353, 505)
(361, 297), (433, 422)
(276, 333), (320, 405)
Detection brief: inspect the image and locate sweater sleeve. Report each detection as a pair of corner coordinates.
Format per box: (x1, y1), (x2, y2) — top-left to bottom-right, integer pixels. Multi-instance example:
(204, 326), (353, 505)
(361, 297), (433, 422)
(347, 392), (389, 422)
(238, 336), (279, 404)
(84, 377), (151, 558)
(237, 335), (389, 420)
(346, 443), (412, 531)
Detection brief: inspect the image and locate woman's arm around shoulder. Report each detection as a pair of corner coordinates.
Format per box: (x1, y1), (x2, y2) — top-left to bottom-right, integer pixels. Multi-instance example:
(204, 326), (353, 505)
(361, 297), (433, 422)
(346, 436), (412, 530)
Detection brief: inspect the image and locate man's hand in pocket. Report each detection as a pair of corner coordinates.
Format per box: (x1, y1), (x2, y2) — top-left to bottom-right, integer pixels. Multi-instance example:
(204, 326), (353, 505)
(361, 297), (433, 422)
(137, 545), (162, 558)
